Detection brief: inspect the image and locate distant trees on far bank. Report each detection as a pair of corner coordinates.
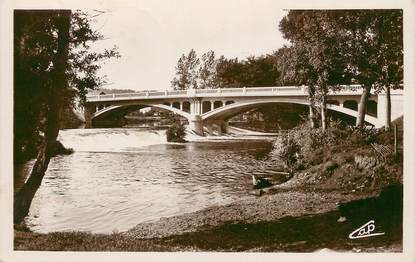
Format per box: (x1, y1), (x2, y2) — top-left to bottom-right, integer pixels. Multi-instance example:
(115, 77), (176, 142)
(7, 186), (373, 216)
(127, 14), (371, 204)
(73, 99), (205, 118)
(171, 50), (280, 90)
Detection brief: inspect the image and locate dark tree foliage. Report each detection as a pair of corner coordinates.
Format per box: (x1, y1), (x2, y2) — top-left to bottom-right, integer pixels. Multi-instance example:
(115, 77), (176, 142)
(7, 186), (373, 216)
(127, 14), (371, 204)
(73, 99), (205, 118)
(14, 10), (119, 163)
(279, 10), (402, 129)
(214, 56), (245, 88)
(171, 51), (281, 89)
(14, 10), (119, 223)
(215, 55), (281, 88)
(274, 45), (320, 128)
(279, 10), (353, 130)
(334, 10), (403, 129)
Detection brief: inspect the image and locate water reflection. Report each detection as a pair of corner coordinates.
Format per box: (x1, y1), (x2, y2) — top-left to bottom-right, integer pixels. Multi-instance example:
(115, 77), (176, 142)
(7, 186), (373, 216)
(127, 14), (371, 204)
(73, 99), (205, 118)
(15, 128), (282, 233)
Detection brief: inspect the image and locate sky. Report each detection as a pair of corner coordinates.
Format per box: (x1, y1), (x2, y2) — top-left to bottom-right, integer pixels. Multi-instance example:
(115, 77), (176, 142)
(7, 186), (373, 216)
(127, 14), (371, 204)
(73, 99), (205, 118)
(90, 0), (289, 91)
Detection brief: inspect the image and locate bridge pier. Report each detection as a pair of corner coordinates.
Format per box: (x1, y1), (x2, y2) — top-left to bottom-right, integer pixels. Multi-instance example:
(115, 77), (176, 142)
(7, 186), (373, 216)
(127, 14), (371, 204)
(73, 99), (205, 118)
(211, 120), (227, 135)
(188, 115), (204, 136)
(216, 124), (222, 136)
(205, 122), (214, 136)
(222, 121), (228, 133)
(203, 120), (227, 136)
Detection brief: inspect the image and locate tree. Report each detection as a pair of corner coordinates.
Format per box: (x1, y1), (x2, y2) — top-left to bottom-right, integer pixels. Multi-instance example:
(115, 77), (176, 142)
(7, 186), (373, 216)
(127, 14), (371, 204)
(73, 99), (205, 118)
(275, 45), (319, 128)
(244, 55), (280, 87)
(215, 56), (246, 88)
(171, 49), (200, 90)
(14, 10), (119, 224)
(197, 50), (218, 89)
(336, 10), (403, 129)
(215, 54), (280, 88)
(375, 11), (403, 131)
(279, 11), (351, 130)
(280, 10), (403, 129)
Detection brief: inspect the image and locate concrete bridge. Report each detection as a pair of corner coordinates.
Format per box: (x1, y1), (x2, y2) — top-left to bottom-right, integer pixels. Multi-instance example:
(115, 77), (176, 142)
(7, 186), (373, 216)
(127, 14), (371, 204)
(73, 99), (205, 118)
(83, 85), (403, 136)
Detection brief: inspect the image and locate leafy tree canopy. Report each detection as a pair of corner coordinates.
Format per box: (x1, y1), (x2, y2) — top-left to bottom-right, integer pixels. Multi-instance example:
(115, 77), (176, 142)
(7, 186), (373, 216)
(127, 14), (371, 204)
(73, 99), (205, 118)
(14, 10), (120, 162)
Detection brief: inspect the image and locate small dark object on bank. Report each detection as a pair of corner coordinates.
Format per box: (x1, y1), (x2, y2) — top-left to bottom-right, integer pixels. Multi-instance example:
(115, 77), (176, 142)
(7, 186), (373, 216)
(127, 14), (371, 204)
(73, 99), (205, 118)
(252, 175), (272, 189)
(249, 189), (265, 196)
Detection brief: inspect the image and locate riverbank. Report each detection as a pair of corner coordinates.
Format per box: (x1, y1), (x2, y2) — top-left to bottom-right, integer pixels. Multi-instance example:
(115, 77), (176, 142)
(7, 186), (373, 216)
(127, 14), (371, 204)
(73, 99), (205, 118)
(14, 118), (403, 252)
(14, 181), (403, 251)
(14, 185), (402, 252)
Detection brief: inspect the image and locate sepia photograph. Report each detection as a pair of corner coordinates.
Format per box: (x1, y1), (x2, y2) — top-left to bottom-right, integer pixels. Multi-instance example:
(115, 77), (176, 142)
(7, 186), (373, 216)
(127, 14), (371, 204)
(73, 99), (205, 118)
(1, 0), (414, 261)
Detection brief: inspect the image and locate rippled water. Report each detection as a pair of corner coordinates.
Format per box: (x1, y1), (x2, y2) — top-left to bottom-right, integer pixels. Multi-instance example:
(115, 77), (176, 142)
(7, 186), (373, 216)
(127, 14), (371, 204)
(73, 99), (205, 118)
(15, 128), (283, 234)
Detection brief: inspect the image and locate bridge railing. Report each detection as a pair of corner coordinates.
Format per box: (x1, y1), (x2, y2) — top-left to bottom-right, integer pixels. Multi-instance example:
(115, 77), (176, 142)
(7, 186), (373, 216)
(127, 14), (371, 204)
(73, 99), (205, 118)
(85, 86), (308, 101)
(86, 84), (394, 102)
(148, 91), (166, 97)
(220, 88), (243, 94)
(195, 89), (220, 94)
(168, 90), (187, 95)
(115, 93), (147, 98)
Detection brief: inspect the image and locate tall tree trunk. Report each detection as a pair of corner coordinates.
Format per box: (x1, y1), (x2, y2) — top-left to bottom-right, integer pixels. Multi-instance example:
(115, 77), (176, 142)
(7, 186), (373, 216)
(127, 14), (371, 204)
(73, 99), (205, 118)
(14, 10), (71, 224)
(321, 94), (327, 131)
(356, 85), (371, 127)
(385, 85), (391, 131)
(308, 86), (316, 128)
(319, 85), (328, 131)
(14, 102), (62, 223)
(309, 104), (315, 128)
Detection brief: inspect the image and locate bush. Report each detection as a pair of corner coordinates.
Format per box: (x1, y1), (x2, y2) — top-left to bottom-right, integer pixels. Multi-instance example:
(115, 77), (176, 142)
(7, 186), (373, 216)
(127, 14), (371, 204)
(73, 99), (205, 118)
(272, 119), (377, 170)
(347, 125), (381, 145)
(166, 122), (186, 142)
(273, 135), (299, 170)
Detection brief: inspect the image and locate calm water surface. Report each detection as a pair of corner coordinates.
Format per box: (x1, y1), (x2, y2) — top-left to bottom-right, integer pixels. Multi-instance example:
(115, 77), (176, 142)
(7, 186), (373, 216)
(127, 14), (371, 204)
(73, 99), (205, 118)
(15, 128), (283, 233)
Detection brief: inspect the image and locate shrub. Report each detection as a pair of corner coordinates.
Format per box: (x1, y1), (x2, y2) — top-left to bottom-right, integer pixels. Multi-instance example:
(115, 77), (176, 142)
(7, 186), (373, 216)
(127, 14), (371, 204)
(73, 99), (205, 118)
(273, 135), (300, 170)
(331, 122), (381, 146)
(166, 122), (186, 142)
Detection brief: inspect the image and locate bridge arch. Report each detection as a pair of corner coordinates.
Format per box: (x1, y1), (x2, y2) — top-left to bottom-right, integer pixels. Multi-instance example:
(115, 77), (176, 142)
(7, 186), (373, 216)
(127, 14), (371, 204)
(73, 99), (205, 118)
(90, 103), (192, 127)
(201, 98), (381, 127)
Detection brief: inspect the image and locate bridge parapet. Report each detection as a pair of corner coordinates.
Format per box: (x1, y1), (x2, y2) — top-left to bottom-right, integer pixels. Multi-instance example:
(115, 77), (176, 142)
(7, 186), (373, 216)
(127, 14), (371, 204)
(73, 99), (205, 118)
(86, 87), (276, 102)
(87, 85), (384, 103)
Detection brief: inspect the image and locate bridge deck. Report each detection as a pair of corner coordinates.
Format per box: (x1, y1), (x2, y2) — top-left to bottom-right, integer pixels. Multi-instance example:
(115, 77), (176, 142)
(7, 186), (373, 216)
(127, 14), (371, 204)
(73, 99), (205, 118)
(86, 85), (377, 102)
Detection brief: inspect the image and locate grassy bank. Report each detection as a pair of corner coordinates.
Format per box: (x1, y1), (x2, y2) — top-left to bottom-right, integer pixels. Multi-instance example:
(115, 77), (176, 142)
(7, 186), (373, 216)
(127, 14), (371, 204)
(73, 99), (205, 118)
(271, 117), (403, 194)
(14, 118), (403, 252)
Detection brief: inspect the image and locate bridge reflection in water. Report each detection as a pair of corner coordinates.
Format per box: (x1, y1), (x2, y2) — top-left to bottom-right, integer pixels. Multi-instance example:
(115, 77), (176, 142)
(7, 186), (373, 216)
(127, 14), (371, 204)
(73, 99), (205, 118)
(83, 85), (403, 135)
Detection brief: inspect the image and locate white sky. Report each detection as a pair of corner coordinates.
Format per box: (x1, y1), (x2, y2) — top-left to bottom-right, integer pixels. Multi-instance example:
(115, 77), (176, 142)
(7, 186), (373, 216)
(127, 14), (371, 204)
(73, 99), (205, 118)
(90, 0), (289, 91)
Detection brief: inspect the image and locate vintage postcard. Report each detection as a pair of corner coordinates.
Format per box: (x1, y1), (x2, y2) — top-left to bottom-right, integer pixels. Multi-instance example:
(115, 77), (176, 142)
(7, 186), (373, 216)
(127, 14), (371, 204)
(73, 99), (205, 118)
(0, 0), (414, 261)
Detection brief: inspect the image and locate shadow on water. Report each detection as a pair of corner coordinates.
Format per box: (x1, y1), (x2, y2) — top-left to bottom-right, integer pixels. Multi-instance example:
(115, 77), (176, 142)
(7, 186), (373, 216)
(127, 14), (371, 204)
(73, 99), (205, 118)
(163, 184), (402, 252)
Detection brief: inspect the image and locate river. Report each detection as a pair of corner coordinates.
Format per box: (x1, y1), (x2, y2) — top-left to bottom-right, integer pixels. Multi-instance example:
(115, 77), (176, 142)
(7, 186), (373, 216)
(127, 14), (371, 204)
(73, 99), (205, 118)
(14, 128), (284, 234)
